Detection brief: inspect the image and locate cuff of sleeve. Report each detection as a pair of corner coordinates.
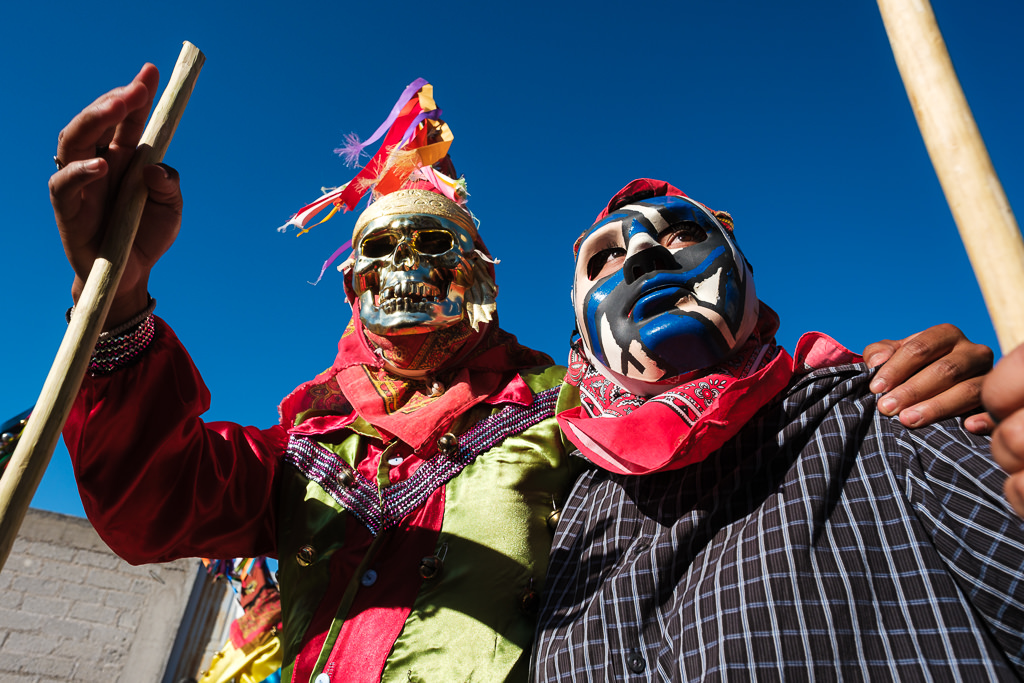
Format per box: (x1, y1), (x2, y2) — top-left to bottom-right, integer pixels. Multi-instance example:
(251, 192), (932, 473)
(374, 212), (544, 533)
(67, 296), (160, 376)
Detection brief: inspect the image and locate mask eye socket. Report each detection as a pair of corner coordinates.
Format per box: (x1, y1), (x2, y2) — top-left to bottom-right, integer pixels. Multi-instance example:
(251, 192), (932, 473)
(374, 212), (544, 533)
(361, 233), (398, 258)
(587, 247), (626, 281)
(659, 221), (707, 249)
(413, 230), (455, 255)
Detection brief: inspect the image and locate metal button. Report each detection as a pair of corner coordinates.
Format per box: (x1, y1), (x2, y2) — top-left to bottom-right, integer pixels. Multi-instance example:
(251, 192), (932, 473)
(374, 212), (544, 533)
(626, 649), (645, 673)
(436, 432), (457, 455)
(387, 456), (404, 466)
(360, 569), (378, 586)
(295, 544), (316, 567)
(546, 508), (561, 531)
(419, 555), (443, 579)
(315, 674), (331, 683)
(338, 468), (357, 488)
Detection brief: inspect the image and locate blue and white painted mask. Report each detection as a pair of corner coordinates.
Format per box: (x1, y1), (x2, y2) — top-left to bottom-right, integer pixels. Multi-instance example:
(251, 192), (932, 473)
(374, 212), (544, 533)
(572, 195), (759, 395)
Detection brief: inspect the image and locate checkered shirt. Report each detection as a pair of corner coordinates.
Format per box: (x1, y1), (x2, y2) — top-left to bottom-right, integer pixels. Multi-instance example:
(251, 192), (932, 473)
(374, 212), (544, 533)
(534, 363), (1024, 682)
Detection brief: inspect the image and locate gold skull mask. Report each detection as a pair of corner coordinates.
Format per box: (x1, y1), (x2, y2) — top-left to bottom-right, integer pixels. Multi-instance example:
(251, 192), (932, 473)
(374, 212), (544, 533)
(351, 190), (496, 335)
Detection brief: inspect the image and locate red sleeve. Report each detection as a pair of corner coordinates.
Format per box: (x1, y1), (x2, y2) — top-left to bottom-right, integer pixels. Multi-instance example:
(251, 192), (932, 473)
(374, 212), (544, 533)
(64, 317), (286, 565)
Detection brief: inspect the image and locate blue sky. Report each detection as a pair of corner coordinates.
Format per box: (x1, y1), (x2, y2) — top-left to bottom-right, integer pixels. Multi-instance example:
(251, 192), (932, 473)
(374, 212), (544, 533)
(2, 0), (1022, 517)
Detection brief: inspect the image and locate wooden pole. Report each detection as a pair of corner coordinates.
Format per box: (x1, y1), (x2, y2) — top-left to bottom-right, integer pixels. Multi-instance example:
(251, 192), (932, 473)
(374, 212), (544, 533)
(876, 0), (1024, 353)
(0, 42), (205, 571)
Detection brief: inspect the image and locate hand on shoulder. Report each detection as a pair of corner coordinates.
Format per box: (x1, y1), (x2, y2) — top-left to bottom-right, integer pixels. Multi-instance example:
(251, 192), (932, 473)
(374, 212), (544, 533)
(983, 343), (1024, 517)
(863, 323), (993, 429)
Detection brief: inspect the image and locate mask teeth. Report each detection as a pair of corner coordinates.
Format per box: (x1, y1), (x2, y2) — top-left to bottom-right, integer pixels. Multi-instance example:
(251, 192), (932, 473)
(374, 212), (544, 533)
(378, 281), (443, 313)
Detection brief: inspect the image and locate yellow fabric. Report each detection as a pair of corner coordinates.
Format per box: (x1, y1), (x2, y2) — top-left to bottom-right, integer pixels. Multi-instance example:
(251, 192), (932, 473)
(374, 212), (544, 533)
(413, 120), (454, 167)
(199, 632), (282, 683)
(416, 83), (437, 111)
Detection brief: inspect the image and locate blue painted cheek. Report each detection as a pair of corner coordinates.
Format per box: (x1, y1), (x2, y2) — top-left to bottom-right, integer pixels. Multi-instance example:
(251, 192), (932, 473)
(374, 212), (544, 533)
(583, 273), (623, 366)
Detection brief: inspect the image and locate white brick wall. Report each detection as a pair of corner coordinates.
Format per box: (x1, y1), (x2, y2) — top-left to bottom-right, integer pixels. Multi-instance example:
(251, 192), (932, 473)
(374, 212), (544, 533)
(0, 509), (199, 682)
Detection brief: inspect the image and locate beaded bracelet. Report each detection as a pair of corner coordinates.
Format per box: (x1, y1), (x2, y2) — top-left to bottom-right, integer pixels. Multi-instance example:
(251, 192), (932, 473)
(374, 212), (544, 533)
(66, 297), (159, 376)
(89, 314), (157, 375)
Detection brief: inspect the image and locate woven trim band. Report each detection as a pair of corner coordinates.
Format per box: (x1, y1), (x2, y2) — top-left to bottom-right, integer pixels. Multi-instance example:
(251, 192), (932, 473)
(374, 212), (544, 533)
(285, 386), (561, 535)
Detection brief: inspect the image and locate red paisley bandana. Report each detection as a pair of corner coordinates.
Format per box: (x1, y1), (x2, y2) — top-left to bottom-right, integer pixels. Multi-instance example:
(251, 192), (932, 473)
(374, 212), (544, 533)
(279, 308), (551, 450)
(558, 304), (860, 474)
(362, 322), (475, 373)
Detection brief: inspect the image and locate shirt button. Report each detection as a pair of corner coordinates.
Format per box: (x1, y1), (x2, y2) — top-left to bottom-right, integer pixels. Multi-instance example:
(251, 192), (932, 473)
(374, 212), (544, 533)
(626, 648), (645, 673)
(338, 468), (357, 488)
(295, 544), (316, 567)
(419, 555), (443, 579)
(315, 674), (331, 683)
(436, 432), (458, 455)
(546, 508), (561, 531)
(387, 456), (404, 466)
(361, 569), (378, 586)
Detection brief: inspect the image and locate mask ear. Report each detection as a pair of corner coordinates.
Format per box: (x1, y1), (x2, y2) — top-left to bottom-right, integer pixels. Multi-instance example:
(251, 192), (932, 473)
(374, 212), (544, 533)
(713, 210), (734, 233)
(463, 251), (498, 331)
(342, 261), (357, 303)
(711, 209), (753, 272)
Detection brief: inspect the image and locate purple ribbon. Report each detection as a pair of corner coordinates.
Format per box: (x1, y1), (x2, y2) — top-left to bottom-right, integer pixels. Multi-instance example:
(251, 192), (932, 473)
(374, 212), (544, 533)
(398, 109), (443, 148)
(334, 78), (429, 161)
(310, 239), (353, 286)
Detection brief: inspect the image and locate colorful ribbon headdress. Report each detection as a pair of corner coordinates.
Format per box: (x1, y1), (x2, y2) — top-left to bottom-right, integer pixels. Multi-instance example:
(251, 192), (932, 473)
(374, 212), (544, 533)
(278, 79), (467, 282)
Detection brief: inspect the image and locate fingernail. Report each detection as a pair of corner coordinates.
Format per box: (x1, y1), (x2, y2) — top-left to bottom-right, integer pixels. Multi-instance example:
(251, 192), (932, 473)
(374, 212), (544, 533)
(878, 396), (898, 413)
(866, 354), (886, 368)
(901, 408), (923, 427)
(84, 159), (103, 172)
(870, 377), (888, 393)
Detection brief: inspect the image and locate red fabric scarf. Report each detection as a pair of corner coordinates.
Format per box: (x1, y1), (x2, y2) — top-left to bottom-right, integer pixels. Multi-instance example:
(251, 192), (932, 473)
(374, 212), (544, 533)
(558, 304), (860, 474)
(279, 309), (551, 450)
(362, 322), (475, 373)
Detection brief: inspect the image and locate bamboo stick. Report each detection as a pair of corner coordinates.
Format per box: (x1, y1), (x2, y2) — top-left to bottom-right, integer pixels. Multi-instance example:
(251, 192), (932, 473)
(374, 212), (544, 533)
(876, 0), (1024, 353)
(0, 42), (205, 571)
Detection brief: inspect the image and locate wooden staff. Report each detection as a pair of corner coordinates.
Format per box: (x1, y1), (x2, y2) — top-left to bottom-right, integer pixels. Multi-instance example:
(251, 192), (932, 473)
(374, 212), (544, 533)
(0, 42), (205, 571)
(877, 0), (1024, 353)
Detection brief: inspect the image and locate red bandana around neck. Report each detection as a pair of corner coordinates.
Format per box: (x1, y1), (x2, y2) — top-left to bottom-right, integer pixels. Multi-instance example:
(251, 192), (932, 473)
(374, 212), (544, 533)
(557, 304), (861, 475)
(362, 321), (475, 373)
(278, 308), (552, 450)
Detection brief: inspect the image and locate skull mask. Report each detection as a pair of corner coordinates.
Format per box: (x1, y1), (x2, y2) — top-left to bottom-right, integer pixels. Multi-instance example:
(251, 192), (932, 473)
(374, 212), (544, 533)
(352, 211), (478, 336)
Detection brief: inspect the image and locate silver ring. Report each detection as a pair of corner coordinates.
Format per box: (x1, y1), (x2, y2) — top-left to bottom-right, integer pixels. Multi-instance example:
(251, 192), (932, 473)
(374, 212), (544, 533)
(53, 155), (65, 171)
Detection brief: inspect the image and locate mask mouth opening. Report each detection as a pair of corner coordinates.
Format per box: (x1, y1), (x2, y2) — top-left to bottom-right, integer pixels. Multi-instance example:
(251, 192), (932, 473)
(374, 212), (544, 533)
(628, 283), (695, 321)
(377, 281), (445, 313)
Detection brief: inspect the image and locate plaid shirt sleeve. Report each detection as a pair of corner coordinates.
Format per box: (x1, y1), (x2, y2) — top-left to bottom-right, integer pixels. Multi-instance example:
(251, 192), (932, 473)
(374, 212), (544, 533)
(890, 408), (1024, 670)
(534, 364), (1024, 682)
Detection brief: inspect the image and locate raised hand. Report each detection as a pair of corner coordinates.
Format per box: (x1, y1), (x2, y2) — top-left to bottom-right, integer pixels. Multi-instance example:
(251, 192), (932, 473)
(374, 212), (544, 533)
(49, 63), (182, 329)
(863, 323), (994, 430)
